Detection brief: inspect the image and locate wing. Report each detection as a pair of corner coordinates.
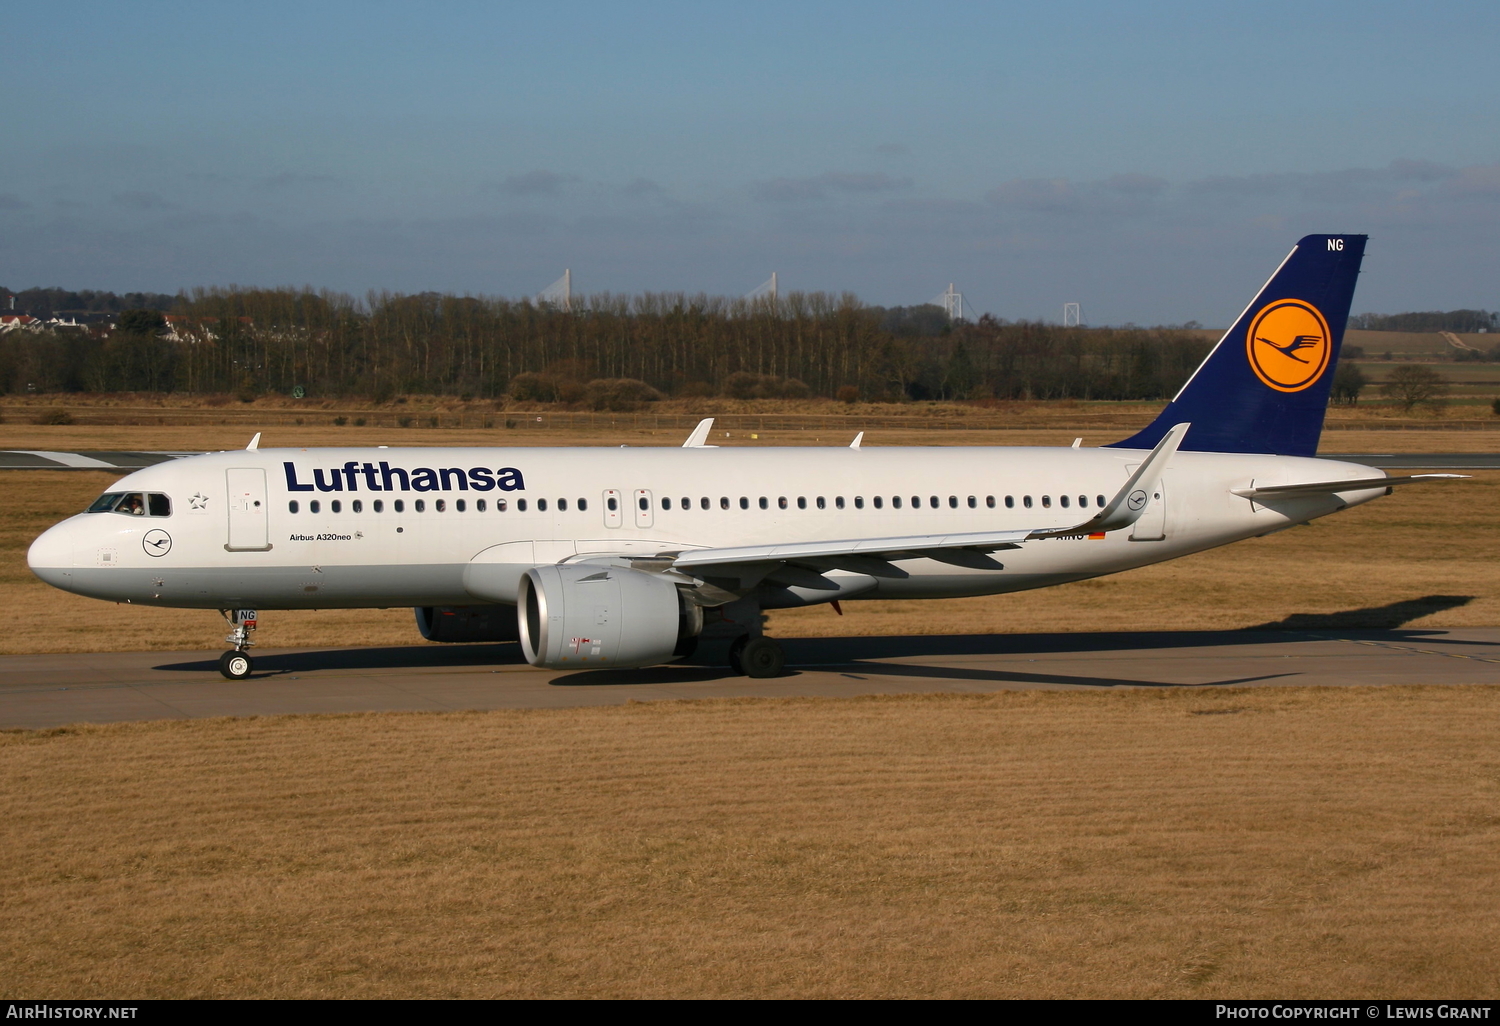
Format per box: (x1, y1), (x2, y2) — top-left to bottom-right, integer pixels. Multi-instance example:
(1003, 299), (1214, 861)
(664, 423), (1190, 589)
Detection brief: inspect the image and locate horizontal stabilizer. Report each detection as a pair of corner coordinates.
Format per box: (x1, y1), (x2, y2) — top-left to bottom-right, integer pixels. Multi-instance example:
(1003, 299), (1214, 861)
(1232, 473), (1467, 499)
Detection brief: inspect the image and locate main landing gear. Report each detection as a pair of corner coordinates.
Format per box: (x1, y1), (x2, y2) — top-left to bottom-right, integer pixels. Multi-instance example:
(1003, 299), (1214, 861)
(219, 609), (257, 679)
(727, 634), (785, 678)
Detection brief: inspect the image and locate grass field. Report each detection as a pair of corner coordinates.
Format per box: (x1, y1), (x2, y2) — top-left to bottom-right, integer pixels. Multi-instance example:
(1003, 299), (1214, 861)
(3, 688), (1498, 998)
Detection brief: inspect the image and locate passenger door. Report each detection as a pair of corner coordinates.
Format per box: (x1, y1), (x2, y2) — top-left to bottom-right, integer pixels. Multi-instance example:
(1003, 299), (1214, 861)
(602, 488), (623, 528)
(226, 468), (271, 551)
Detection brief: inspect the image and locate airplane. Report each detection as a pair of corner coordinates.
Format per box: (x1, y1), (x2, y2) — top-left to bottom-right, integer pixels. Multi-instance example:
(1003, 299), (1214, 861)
(27, 234), (1466, 680)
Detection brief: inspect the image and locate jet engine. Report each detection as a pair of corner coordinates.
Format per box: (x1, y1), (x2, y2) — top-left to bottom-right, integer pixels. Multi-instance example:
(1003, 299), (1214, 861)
(517, 564), (701, 670)
(414, 605), (521, 643)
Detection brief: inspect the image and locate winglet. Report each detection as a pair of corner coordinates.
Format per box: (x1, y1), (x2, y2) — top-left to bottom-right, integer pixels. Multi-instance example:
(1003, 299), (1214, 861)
(1031, 422), (1189, 539)
(850, 432), (864, 449)
(246, 432), (261, 451)
(682, 418), (715, 448)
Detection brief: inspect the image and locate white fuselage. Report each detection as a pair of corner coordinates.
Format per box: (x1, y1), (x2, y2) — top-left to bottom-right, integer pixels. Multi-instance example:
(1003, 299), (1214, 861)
(27, 444), (1386, 612)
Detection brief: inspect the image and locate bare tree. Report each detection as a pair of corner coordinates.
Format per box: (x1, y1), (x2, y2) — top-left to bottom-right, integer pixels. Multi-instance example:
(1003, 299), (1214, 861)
(1381, 364), (1449, 414)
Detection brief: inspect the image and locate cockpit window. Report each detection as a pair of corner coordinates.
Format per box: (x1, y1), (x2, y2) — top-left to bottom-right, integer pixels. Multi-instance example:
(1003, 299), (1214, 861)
(86, 492), (171, 516)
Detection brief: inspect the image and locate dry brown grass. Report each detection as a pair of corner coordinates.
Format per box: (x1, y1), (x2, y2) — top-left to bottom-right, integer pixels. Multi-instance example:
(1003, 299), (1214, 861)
(2, 688), (1498, 998)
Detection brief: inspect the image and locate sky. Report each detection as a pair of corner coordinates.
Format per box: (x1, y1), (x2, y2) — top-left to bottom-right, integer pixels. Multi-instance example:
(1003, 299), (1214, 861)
(1, 0), (1497, 324)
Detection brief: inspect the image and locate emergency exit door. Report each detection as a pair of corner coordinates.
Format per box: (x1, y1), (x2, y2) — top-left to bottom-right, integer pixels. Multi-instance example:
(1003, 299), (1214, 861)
(226, 468), (272, 551)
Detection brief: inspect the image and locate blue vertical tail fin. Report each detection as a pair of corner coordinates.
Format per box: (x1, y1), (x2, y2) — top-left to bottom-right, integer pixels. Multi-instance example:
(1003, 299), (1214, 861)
(1110, 234), (1367, 456)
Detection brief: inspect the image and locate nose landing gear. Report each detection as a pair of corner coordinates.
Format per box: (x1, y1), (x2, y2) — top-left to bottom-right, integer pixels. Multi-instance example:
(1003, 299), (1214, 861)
(219, 609), (257, 679)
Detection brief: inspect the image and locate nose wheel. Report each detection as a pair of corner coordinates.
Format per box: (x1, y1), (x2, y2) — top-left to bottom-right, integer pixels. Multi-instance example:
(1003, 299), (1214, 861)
(218, 609), (258, 679)
(219, 650), (254, 679)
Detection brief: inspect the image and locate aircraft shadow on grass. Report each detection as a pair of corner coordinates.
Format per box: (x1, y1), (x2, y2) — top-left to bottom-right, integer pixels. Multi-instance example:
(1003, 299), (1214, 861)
(155, 594), (1487, 683)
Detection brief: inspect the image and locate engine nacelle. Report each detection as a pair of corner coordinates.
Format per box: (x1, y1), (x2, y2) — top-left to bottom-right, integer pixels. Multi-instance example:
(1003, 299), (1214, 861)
(414, 605), (520, 643)
(517, 565), (700, 669)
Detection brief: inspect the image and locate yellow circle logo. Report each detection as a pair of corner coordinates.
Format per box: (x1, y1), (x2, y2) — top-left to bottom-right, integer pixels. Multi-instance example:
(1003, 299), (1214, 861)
(1246, 299), (1332, 392)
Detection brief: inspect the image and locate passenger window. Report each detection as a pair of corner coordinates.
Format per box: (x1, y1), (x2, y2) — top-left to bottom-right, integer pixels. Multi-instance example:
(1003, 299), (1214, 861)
(1005, 496), (1015, 509)
(874, 496), (883, 509)
(375, 499), (385, 513)
(332, 500), (342, 513)
(797, 497), (807, 510)
(854, 496), (863, 509)
(778, 497), (788, 510)
(740, 497), (749, 510)
(497, 499), (507, 512)
(1023, 496), (1033, 508)
(1042, 496), (1051, 508)
(700, 497), (710, 510)
(517, 498), (528, 512)
(474, 499), (484, 512)
(310, 500), (321, 514)
(816, 497), (825, 510)
(1097, 494), (1106, 508)
(835, 496), (845, 509)
(535, 499), (545, 512)
(679, 497), (689, 510)
(289, 500), (299, 514)
(394, 499), (404, 513)
(1060, 495), (1069, 508)
(967, 496), (976, 508)
(456, 499), (466, 512)
(1078, 495), (1088, 508)
(759, 497), (768, 510)
(720, 497), (729, 510)
(148, 493), (171, 517)
(893, 496), (902, 509)
(437, 499), (447, 512)
(608, 497), (618, 511)
(557, 499), (566, 512)
(578, 498), (587, 512)
(912, 496), (920, 509)
(639, 497), (648, 511)
(353, 499), (364, 513)
(986, 496), (995, 508)
(415, 499), (426, 513)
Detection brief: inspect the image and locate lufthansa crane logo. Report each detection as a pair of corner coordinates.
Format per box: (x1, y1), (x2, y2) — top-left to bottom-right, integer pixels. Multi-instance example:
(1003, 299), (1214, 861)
(1246, 299), (1333, 392)
(143, 529), (172, 557)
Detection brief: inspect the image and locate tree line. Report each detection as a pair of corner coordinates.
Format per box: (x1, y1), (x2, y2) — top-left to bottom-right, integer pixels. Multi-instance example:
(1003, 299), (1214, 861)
(1349, 309), (1497, 333)
(0, 285), (1222, 403)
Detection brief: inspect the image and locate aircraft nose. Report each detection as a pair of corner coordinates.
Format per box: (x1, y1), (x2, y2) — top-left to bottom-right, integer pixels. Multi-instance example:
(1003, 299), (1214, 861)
(28, 520), (76, 585)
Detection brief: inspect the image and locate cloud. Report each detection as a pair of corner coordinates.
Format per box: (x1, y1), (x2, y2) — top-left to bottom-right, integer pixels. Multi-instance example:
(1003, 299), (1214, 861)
(1441, 164), (1500, 199)
(751, 171), (912, 202)
(0, 193), (29, 211)
(986, 173), (1166, 216)
(1389, 159), (1456, 182)
(258, 172), (341, 190)
(493, 170), (576, 196)
(111, 191), (176, 211)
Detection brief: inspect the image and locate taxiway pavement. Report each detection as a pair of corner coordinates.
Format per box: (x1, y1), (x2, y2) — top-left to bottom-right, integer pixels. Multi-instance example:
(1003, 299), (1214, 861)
(3, 628), (1498, 730)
